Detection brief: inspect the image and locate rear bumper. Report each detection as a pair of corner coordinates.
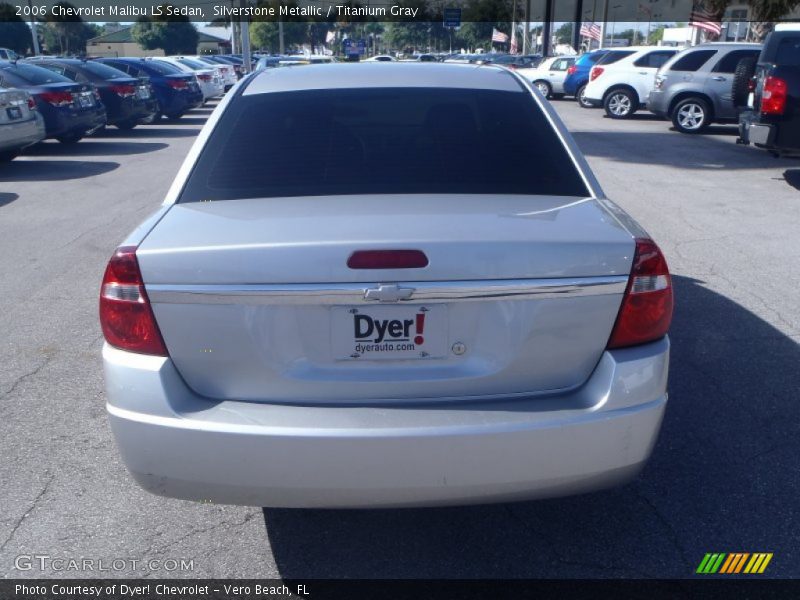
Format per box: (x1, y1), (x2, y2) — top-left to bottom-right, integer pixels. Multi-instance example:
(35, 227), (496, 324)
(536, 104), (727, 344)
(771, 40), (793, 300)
(647, 90), (669, 117)
(43, 105), (106, 138)
(0, 114), (46, 152)
(105, 338), (669, 508)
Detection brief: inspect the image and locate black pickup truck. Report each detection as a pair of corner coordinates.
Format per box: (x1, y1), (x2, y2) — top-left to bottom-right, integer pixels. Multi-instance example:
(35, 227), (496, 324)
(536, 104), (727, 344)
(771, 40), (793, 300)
(738, 26), (800, 157)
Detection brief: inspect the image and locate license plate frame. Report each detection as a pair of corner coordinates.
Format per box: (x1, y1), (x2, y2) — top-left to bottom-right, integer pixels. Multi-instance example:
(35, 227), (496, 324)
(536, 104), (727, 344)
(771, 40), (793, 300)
(78, 95), (93, 108)
(6, 106), (22, 120)
(331, 304), (448, 361)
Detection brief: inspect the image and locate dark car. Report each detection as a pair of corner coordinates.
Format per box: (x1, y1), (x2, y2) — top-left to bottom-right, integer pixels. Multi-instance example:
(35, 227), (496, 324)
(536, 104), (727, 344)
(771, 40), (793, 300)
(26, 58), (157, 130)
(738, 26), (800, 157)
(0, 60), (106, 143)
(563, 49), (610, 107)
(96, 58), (202, 121)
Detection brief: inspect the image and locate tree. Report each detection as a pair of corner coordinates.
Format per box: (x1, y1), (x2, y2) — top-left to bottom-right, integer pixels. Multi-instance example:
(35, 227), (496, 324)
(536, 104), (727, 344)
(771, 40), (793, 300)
(554, 22), (573, 44)
(0, 2), (32, 54)
(132, 5), (199, 54)
(42, 2), (97, 55)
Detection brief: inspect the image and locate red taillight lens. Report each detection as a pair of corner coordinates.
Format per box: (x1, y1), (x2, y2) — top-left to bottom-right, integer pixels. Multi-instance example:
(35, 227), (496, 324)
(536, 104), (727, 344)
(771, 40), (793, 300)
(27, 97), (36, 110)
(166, 78), (188, 90)
(39, 91), (73, 106)
(761, 76), (787, 116)
(607, 238), (673, 349)
(99, 246), (168, 356)
(567, 65), (577, 75)
(590, 66), (604, 81)
(347, 250), (429, 269)
(109, 84), (136, 97)
(197, 73), (212, 81)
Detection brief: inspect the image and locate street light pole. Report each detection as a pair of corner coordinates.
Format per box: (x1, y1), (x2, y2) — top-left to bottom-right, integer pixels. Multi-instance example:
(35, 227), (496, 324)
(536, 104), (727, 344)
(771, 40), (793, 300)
(28, 0), (40, 55)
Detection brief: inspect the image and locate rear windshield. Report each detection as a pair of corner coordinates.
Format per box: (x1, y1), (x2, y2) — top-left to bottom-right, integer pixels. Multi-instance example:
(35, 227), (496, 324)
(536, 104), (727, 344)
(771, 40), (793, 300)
(775, 36), (800, 66)
(3, 63), (72, 85)
(81, 61), (130, 79)
(143, 60), (182, 75)
(179, 87), (589, 202)
(179, 58), (207, 69)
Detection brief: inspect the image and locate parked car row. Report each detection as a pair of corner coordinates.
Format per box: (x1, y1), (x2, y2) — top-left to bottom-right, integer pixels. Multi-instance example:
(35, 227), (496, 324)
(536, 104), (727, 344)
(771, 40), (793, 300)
(0, 54), (232, 161)
(518, 35), (797, 156)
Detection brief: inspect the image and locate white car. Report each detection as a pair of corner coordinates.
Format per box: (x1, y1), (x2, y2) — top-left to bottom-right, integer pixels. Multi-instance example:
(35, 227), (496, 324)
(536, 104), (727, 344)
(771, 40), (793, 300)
(101, 63), (672, 509)
(365, 55), (396, 62)
(188, 56), (238, 91)
(583, 46), (679, 118)
(516, 56), (577, 99)
(152, 57), (223, 101)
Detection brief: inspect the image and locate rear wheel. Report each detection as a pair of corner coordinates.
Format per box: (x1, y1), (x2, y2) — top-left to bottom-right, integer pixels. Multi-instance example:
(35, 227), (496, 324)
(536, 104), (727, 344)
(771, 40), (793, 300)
(732, 56), (756, 109)
(671, 97), (711, 133)
(576, 84), (593, 108)
(534, 80), (552, 99)
(604, 89), (637, 119)
(56, 133), (83, 144)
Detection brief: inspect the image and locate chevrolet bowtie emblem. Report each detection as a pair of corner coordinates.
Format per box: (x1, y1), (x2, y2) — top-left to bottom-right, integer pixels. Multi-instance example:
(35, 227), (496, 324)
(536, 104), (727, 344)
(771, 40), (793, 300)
(363, 284), (415, 303)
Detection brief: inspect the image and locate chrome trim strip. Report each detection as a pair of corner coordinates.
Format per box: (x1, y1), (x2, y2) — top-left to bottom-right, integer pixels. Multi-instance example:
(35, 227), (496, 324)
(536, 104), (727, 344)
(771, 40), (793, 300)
(146, 277), (628, 305)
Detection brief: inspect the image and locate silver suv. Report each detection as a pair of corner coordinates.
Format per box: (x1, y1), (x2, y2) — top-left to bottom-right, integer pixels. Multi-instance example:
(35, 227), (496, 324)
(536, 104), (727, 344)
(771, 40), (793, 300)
(649, 43), (761, 133)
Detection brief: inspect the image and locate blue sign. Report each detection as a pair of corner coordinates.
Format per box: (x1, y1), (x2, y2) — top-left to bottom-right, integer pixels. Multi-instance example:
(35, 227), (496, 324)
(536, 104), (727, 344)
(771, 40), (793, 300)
(443, 7), (461, 28)
(343, 38), (367, 55)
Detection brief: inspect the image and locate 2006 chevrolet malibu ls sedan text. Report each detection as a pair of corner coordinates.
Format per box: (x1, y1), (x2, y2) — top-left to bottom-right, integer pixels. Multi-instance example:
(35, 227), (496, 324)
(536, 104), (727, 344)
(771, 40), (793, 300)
(100, 63), (673, 508)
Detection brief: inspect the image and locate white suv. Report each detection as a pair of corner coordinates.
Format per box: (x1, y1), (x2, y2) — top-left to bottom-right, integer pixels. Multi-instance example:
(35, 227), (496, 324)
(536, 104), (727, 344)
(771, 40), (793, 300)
(584, 46), (679, 119)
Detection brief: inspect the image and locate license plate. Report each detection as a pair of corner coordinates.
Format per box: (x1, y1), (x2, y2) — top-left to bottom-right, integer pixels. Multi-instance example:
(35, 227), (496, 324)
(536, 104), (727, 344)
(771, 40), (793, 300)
(137, 87), (150, 99)
(6, 106), (22, 120)
(332, 305), (447, 360)
(78, 96), (93, 108)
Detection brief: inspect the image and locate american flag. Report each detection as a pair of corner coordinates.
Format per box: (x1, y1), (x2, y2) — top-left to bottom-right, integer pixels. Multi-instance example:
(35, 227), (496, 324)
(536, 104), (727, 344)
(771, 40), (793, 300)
(689, 1), (722, 36)
(580, 22), (602, 41)
(492, 28), (509, 43)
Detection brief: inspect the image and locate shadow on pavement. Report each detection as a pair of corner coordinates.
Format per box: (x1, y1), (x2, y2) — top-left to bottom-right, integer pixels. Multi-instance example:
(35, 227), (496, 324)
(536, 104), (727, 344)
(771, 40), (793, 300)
(166, 117), (208, 126)
(264, 276), (800, 578)
(23, 141), (168, 157)
(572, 130), (799, 170)
(784, 169), (800, 191)
(95, 127), (201, 139)
(0, 160), (118, 181)
(0, 192), (19, 207)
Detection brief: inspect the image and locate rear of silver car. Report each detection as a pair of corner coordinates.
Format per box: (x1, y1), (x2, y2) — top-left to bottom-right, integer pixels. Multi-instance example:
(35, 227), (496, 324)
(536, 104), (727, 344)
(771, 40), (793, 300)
(0, 87), (45, 159)
(101, 64), (672, 508)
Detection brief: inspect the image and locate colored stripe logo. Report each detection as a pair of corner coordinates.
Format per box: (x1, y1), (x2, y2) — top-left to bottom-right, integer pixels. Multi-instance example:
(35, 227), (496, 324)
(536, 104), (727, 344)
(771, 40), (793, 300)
(696, 553), (773, 574)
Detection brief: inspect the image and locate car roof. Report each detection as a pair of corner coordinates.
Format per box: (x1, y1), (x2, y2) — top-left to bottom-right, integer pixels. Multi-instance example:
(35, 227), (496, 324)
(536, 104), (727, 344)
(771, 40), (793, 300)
(243, 63), (524, 96)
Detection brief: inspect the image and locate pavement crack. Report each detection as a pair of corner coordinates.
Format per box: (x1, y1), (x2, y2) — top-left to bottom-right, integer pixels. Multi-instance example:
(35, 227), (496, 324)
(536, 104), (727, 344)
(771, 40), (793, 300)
(143, 510), (257, 559)
(0, 473), (55, 556)
(0, 355), (53, 399)
(635, 487), (692, 572)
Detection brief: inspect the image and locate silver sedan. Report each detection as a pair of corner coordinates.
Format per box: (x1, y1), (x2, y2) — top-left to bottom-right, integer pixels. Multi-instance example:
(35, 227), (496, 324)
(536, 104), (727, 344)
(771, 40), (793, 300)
(100, 63), (673, 508)
(0, 87), (45, 161)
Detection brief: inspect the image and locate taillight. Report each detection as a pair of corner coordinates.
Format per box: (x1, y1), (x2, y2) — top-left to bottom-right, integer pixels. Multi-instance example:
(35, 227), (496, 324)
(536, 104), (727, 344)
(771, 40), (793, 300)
(99, 246), (168, 356)
(27, 96), (36, 110)
(607, 238), (673, 349)
(761, 76), (787, 116)
(590, 66), (604, 81)
(38, 91), (73, 106)
(166, 78), (188, 90)
(109, 84), (136, 97)
(347, 250), (429, 269)
(197, 73), (212, 82)
(567, 65), (577, 75)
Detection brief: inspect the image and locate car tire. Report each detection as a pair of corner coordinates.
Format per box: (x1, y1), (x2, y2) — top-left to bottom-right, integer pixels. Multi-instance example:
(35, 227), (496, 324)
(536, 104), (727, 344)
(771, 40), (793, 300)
(116, 120), (138, 130)
(671, 97), (711, 134)
(576, 85), (593, 108)
(56, 134), (83, 144)
(0, 150), (20, 162)
(604, 88), (637, 119)
(534, 80), (552, 99)
(732, 56), (756, 109)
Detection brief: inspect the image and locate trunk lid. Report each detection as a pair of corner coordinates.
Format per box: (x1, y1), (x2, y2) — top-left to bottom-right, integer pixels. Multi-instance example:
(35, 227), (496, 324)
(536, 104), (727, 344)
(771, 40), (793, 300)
(137, 195), (635, 404)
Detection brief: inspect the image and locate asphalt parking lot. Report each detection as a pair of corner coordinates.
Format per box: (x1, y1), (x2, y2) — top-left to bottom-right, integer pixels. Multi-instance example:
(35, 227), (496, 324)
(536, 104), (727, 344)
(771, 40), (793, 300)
(1, 98), (799, 579)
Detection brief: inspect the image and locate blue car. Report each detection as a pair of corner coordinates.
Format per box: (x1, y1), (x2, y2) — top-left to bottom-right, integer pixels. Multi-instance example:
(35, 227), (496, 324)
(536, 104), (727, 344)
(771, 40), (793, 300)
(563, 49), (610, 108)
(96, 58), (202, 121)
(0, 60), (106, 143)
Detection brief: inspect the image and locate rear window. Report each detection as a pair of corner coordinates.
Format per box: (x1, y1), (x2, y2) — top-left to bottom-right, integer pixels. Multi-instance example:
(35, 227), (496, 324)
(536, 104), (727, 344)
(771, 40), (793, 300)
(3, 63), (72, 85)
(179, 87), (589, 202)
(775, 36), (800, 66)
(576, 51), (607, 66)
(596, 51), (636, 66)
(179, 58), (207, 69)
(712, 49), (760, 73)
(633, 51), (676, 68)
(81, 61), (130, 79)
(669, 49), (717, 72)
(143, 60), (182, 75)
